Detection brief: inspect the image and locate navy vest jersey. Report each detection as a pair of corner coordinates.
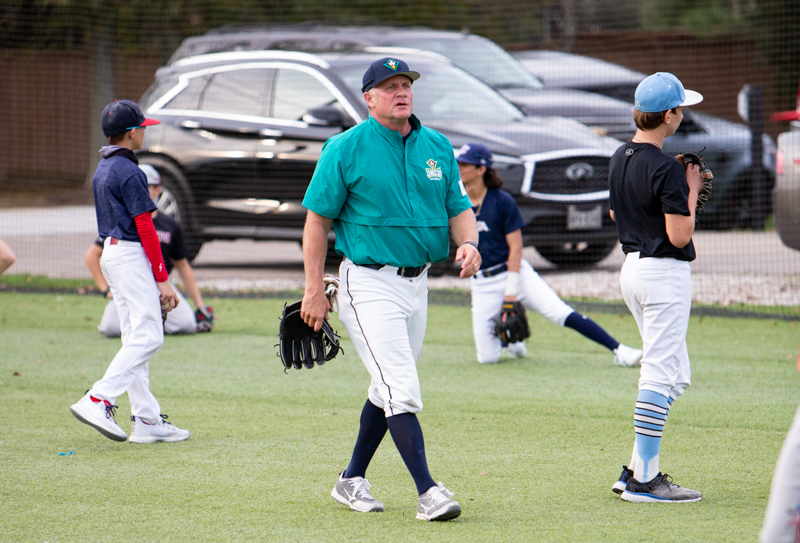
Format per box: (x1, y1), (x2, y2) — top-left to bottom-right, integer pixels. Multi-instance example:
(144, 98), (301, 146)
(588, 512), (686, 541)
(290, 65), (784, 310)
(474, 189), (526, 269)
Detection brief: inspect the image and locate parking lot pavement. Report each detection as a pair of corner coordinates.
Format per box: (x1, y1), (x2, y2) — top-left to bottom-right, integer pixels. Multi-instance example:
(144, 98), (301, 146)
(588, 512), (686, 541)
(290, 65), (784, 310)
(1, 206), (798, 306)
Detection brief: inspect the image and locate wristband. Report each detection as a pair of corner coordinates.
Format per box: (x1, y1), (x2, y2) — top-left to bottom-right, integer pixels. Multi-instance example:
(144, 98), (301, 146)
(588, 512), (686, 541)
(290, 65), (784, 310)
(101, 288), (110, 297)
(462, 240), (481, 254)
(504, 271), (520, 297)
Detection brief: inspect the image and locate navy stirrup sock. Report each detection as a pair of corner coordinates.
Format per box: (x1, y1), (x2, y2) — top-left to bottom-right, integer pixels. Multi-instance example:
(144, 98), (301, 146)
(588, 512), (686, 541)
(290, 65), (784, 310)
(564, 311), (620, 351)
(343, 400), (388, 479)
(387, 413), (437, 495)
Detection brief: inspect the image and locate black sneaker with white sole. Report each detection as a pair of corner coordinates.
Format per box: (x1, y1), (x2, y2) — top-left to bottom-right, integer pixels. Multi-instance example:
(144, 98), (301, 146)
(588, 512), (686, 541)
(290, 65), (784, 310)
(621, 473), (702, 503)
(612, 465), (633, 495)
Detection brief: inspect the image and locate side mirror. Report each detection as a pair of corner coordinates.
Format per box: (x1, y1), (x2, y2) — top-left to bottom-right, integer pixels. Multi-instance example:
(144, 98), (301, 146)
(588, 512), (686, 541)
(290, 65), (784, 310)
(303, 106), (345, 127)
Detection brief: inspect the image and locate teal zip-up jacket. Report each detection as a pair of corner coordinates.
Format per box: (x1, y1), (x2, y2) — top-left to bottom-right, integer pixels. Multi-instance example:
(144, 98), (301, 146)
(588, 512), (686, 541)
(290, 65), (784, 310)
(303, 114), (471, 267)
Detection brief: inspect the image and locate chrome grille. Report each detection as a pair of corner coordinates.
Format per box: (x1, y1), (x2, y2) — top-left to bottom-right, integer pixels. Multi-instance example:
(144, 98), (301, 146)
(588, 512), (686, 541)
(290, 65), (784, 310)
(529, 156), (610, 195)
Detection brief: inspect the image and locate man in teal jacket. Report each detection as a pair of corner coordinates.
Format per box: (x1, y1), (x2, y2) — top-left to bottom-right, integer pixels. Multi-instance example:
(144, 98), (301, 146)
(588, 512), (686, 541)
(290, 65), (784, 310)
(301, 57), (481, 521)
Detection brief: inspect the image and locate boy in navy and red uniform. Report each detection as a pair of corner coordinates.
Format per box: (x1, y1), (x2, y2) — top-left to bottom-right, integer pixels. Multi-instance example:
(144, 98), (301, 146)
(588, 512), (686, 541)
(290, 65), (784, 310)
(86, 164), (216, 337)
(70, 100), (191, 444)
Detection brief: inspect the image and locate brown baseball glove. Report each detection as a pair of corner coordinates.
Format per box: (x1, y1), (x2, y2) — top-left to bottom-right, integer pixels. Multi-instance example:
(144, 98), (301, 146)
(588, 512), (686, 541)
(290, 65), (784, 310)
(676, 151), (713, 217)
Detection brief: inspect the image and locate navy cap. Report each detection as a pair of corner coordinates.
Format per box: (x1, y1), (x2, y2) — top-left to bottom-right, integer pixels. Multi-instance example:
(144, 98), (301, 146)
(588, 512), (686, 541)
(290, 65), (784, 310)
(361, 57), (420, 93)
(634, 72), (703, 113)
(101, 100), (161, 137)
(456, 143), (493, 168)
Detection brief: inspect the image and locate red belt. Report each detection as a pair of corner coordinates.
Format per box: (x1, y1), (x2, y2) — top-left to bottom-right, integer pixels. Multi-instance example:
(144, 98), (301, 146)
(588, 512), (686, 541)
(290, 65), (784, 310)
(109, 237), (119, 245)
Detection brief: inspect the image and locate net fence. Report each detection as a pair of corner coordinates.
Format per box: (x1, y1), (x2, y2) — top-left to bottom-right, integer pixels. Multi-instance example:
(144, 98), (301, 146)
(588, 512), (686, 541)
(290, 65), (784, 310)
(1, 0), (798, 317)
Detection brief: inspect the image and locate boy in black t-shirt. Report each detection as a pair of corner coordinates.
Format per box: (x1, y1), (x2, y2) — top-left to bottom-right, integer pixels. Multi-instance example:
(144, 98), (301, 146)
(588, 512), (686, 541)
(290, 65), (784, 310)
(608, 73), (704, 503)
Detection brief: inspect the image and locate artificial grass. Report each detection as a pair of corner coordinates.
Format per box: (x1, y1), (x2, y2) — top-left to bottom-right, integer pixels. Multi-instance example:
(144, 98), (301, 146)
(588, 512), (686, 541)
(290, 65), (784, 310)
(0, 292), (798, 542)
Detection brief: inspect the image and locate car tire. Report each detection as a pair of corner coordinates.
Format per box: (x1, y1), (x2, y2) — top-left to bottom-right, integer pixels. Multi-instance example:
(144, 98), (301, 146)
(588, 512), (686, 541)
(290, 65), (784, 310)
(138, 157), (204, 262)
(297, 238), (343, 268)
(326, 240), (344, 267)
(428, 244), (459, 277)
(535, 240), (618, 269)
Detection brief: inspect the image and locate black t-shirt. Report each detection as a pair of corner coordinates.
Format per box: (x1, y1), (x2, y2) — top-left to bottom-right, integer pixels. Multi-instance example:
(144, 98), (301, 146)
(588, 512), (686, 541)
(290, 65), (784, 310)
(95, 212), (188, 274)
(608, 141), (696, 261)
(474, 189), (527, 269)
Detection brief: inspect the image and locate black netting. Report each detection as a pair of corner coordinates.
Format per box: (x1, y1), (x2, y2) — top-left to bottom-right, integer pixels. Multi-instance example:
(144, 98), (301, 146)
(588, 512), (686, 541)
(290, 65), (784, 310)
(1, 1), (799, 317)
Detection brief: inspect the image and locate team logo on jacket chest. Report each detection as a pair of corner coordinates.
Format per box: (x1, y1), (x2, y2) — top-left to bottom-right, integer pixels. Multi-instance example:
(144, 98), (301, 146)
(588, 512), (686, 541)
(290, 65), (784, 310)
(425, 159), (442, 180)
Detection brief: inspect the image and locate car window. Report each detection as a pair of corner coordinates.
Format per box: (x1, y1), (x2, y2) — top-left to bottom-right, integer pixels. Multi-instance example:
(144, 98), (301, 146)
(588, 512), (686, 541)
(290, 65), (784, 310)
(335, 61), (524, 123)
(199, 68), (270, 116)
(272, 68), (340, 121)
(165, 75), (211, 110)
(383, 37), (544, 91)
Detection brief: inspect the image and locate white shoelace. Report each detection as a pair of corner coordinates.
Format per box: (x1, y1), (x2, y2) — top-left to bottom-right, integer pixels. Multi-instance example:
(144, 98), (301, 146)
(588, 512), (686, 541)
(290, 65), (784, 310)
(428, 483), (455, 504)
(352, 478), (373, 500)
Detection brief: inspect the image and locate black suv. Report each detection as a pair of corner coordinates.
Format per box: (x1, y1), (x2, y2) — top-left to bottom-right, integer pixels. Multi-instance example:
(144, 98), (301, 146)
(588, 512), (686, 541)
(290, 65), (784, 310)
(170, 24), (777, 229)
(138, 49), (622, 269)
(170, 24), (637, 140)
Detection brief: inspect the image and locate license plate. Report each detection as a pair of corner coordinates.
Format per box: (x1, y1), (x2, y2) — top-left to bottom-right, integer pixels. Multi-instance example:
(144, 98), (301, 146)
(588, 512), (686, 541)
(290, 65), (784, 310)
(567, 205), (602, 230)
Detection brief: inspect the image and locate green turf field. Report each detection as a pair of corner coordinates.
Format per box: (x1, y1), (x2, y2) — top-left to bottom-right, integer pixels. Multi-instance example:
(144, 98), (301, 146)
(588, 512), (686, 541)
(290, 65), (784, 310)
(1, 292), (798, 542)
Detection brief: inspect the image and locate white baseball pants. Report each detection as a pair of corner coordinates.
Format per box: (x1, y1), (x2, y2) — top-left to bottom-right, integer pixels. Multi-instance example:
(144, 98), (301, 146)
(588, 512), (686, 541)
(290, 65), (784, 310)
(620, 252), (692, 400)
(90, 239), (163, 421)
(761, 404), (800, 543)
(98, 284), (195, 337)
(337, 258), (428, 417)
(470, 259), (574, 364)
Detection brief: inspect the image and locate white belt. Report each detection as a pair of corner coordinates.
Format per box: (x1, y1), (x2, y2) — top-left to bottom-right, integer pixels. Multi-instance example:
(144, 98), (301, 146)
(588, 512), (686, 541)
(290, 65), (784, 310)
(104, 237), (141, 248)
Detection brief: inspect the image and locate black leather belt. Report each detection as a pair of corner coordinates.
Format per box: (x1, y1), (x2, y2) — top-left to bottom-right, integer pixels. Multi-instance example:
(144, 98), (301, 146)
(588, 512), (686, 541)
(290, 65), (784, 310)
(361, 263), (427, 278)
(474, 263), (508, 279)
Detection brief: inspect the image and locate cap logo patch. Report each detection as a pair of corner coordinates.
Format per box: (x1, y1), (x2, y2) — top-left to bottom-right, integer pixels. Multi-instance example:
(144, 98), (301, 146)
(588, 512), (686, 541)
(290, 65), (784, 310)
(384, 59), (399, 71)
(425, 158), (442, 180)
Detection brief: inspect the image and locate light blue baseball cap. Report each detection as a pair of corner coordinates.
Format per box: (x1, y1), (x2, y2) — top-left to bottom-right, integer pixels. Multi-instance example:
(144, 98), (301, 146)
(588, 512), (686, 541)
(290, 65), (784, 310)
(634, 72), (703, 113)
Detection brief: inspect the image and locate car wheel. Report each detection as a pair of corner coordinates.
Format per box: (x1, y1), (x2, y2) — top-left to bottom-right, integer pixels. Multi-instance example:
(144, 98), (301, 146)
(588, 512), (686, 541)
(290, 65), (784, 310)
(140, 158), (204, 262)
(535, 240), (618, 269)
(297, 239), (343, 268)
(326, 240), (344, 267)
(428, 244), (459, 277)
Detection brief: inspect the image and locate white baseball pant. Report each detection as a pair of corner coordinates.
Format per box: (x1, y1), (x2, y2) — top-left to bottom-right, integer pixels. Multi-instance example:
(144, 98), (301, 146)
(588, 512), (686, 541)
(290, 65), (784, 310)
(761, 404), (800, 543)
(337, 258), (428, 417)
(620, 252), (692, 400)
(470, 259), (574, 364)
(90, 238), (163, 422)
(98, 284), (195, 337)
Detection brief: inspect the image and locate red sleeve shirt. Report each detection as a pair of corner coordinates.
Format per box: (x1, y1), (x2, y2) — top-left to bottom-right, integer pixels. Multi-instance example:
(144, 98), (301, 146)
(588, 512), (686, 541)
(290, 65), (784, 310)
(134, 212), (169, 282)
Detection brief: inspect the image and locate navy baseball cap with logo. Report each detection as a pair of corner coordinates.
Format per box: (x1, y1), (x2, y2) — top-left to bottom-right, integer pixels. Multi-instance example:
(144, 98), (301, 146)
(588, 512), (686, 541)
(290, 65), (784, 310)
(456, 143), (493, 168)
(634, 72), (703, 113)
(101, 100), (161, 137)
(361, 57), (421, 93)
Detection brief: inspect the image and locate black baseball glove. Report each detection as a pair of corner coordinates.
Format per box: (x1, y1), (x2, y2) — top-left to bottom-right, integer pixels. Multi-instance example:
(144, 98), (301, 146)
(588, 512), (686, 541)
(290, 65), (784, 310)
(278, 301), (342, 371)
(492, 301), (531, 344)
(676, 151), (713, 217)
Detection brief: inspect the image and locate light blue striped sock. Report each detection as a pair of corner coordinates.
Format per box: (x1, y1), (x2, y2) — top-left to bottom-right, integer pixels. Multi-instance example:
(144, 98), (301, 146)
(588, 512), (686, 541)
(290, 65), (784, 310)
(632, 390), (670, 484)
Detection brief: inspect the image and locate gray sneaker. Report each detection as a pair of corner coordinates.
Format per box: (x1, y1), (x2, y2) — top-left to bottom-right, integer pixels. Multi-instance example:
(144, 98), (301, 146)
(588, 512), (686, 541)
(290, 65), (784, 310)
(416, 482), (462, 521)
(621, 473), (702, 503)
(331, 472), (384, 512)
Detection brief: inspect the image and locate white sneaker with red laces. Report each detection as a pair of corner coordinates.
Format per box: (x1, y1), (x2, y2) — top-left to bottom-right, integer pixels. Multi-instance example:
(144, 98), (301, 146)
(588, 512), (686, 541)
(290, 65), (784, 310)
(129, 415), (191, 443)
